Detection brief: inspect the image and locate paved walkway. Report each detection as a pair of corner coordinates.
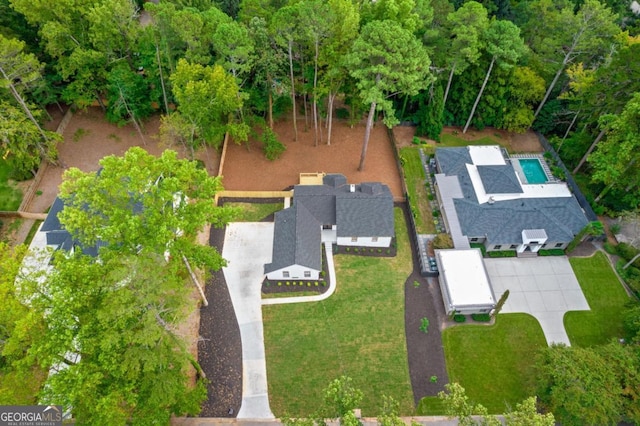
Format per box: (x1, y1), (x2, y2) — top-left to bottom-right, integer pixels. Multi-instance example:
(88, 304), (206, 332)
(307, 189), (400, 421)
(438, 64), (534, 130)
(484, 257), (590, 345)
(221, 224), (341, 418)
(262, 241), (337, 306)
(221, 222), (276, 419)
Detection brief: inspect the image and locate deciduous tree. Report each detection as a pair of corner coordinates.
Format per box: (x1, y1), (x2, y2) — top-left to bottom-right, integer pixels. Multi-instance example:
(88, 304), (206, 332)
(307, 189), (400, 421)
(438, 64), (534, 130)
(169, 59), (248, 150)
(524, 0), (620, 119)
(0, 101), (60, 178)
(58, 147), (235, 269)
(536, 343), (639, 425)
(588, 92), (640, 203)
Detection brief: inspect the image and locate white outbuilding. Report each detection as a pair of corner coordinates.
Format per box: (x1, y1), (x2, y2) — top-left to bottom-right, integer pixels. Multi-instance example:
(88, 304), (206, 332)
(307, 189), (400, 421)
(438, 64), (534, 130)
(435, 248), (496, 315)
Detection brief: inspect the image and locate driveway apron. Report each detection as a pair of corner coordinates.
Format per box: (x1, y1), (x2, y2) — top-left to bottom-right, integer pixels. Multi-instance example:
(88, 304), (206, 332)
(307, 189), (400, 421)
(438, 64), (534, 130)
(222, 222), (276, 419)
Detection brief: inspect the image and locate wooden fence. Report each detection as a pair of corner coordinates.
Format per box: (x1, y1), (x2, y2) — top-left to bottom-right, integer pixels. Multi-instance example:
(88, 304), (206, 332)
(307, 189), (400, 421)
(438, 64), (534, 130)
(0, 211), (48, 220)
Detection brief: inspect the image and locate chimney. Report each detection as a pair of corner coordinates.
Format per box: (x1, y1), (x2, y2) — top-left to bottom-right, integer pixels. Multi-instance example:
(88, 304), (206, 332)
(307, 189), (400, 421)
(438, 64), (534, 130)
(350, 184), (356, 193)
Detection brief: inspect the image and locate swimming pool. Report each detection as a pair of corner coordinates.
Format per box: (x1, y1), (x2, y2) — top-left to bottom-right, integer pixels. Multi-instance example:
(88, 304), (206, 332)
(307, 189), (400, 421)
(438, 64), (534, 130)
(519, 159), (548, 184)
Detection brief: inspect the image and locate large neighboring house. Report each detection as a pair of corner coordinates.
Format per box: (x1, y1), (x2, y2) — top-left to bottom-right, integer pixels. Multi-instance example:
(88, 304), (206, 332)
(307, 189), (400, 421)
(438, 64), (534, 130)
(264, 174), (394, 281)
(434, 145), (589, 253)
(38, 197), (105, 257)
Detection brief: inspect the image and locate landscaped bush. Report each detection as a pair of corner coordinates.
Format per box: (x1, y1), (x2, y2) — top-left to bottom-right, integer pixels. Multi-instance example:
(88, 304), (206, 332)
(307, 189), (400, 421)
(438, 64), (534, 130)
(453, 314), (466, 323)
(616, 242), (640, 264)
(470, 242), (487, 257)
(538, 249), (565, 256)
(617, 260), (640, 297)
(603, 242), (617, 254)
(487, 250), (517, 258)
(471, 313), (491, 322)
(336, 107), (349, 120)
(432, 233), (453, 249)
(262, 127), (286, 161)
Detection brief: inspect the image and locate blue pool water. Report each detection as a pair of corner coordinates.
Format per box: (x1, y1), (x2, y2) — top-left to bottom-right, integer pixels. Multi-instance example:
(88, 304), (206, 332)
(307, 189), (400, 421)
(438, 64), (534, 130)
(519, 159), (548, 184)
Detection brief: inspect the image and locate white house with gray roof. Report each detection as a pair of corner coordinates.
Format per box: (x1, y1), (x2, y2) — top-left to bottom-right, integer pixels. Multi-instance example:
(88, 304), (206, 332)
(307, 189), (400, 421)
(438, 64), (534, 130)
(434, 145), (589, 254)
(264, 174), (394, 280)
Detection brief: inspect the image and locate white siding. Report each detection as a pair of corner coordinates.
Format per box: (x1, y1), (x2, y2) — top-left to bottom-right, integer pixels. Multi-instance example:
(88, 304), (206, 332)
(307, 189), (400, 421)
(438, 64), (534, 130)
(336, 236), (391, 247)
(266, 264), (320, 281)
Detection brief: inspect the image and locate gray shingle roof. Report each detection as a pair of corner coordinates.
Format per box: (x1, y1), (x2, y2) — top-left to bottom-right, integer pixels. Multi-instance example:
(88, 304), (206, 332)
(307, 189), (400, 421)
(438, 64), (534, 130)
(41, 197), (64, 232)
(264, 204), (321, 273)
(436, 147), (589, 246)
(294, 186), (337, 225)
(455, 197), (588, 245)
(268, 174), (394, 272)
(477, 165), (523, 194)
(336, 184), (394, 237)
(41, 197), (104, 257)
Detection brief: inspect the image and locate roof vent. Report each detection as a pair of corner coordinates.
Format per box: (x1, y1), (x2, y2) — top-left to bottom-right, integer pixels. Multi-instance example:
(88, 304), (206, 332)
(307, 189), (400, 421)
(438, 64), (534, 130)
(350, 184), (355, 193)
(488, 196), (495, 205)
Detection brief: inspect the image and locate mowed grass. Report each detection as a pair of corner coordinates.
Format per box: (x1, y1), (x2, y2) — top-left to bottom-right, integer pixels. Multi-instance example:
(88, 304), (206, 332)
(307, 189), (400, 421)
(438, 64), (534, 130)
(441, 313), (547, 414)
(263, 208), (413, 416)
(440, 134), (502, 148)
(226, 202), (283, 222)
(0, 159), (22, 211)
(400, 147), (435, 234)
(565, 252), (630, 347)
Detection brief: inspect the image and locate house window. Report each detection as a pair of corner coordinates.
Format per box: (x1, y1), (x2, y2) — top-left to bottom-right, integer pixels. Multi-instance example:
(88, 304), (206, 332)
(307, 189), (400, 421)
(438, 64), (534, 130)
(323, 224), (332, 230)
(304, 271), (311, 278)
(494, 245), (502, 250)
(555, 243), (563, 248)
(470, 238), (478, 242)
(530, 241), (538, 245)
(372, 236), (378, 242)
(351, 236), (358, 242)
(510, 244), (518, 249)
(283, 271), (290, 278)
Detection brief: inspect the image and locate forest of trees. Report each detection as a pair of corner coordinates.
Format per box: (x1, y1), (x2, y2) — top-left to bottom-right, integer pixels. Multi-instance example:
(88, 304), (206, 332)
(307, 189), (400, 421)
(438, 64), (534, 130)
(1, 0), (640, 422)
(1, 0), (639, 211)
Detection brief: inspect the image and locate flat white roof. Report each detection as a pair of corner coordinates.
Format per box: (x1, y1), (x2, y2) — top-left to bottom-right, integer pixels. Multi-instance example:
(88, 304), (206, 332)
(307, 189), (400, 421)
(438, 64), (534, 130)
(468, 145), (505, 166)
(466, 163), (572, 203)
(436, 249), (495, 307)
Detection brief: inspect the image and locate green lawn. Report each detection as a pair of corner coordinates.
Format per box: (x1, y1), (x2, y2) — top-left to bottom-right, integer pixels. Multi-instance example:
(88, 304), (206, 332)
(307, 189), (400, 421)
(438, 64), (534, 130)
(0, 159), (23, 211)
(439, 134), (503, 148)
(263, 208), (414, 416)
(226, 202), (283, 222)
(564, 252), (630, 347)
(439, 314), (547, 414)
(399, 147), (436, 234)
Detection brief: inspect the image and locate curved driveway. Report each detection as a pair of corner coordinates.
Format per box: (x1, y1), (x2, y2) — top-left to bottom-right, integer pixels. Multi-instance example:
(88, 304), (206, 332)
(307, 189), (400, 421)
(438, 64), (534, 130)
(221, 223), (338, 419)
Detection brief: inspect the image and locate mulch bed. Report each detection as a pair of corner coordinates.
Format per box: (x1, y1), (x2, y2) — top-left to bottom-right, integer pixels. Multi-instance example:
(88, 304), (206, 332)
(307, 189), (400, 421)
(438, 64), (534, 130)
(399, 204), (449, 404)
(197, 226), (242, 418)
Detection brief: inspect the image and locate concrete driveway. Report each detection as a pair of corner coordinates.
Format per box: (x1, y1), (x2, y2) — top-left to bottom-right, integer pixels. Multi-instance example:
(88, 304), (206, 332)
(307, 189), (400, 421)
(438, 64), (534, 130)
(222, 222), (275, 419)
(484, 257), (590, 345)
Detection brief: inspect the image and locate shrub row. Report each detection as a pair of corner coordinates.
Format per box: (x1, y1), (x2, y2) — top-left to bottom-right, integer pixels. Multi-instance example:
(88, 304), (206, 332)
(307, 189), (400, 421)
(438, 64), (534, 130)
(538, 249), (565, 256)
(344, 247), (389, 254)
(487, 250), (517, 258)
(267, 281), (326, 287)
